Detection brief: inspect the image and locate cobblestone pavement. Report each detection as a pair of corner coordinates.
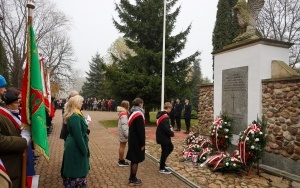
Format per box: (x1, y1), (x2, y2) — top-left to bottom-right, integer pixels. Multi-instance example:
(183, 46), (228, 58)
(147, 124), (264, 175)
(35, 110), (189, 188)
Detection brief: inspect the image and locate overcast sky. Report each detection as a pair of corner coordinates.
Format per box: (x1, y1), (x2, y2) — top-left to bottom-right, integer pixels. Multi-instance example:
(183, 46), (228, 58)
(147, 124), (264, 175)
(51, 0), (218, 80)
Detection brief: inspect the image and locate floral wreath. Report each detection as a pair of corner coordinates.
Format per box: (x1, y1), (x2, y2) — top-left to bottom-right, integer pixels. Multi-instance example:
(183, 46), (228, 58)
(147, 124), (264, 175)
(209, 113), (233, 151)
(238, 119), (267, 166)
(181, 116), (267, 172)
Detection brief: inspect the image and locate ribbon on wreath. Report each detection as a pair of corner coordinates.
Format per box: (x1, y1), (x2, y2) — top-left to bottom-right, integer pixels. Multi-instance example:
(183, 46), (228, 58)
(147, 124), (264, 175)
(183, 151), (193, 159)
(199, 147), (211, 159)
(199, 138), (212, 148)
(239, 124), (260, 164)
(212, 117), (223, 151)
(200, 152), (226, 170)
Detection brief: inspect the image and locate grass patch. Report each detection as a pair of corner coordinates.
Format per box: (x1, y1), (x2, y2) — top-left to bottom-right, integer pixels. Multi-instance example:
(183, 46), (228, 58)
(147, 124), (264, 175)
(100, 120), (118, 128)
(100, 112), (199, 129)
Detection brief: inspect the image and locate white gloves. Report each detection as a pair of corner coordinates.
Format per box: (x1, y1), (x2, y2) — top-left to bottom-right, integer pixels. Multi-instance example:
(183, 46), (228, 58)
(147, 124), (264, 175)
(21, 129), (31, 146)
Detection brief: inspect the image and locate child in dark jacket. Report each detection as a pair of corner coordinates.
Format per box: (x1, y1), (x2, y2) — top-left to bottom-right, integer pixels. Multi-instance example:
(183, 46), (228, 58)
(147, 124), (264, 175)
(156, 102), (174, 174)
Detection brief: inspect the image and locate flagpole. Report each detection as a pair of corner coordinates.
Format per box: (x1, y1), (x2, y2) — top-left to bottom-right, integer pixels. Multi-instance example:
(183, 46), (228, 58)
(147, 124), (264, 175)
(22, 1), (35, 188)
(161, 0), (167, 111)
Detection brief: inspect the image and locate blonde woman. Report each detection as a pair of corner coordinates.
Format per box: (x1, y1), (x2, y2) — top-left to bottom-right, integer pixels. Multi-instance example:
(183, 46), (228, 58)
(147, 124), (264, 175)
(61, 95), (89, 188)
(117, 100), (130, 167)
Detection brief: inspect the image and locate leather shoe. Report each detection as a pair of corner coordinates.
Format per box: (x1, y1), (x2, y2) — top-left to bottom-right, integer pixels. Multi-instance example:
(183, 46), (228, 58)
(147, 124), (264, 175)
(183, 131), (190, 134)
(175, 129), (181, 131)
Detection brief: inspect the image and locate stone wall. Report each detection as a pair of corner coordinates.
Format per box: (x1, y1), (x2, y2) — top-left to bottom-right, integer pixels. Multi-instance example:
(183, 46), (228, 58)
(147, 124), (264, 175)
(196, 84), (214, 135)
(262, 77), (300, 160)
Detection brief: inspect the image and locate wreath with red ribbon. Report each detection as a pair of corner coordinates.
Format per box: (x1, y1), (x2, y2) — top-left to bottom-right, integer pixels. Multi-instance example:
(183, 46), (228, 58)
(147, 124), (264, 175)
(209, 114), (233, 151)
(238, 119), (267, 166)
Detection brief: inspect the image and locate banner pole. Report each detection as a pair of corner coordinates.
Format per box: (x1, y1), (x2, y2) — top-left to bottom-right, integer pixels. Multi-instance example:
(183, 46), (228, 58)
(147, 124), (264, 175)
(21, 149), (28, 188)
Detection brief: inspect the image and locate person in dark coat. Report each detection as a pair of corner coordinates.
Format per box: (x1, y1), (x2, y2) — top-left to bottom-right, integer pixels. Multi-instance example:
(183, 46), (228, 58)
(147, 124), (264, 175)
(156, 102), (174, 174)
(169, 99), (175, 128)
(174, 98), (183, 131)
(0, 75), (29, 188)
(126, 98), (145, 186)
(62, 95), (90, 187)
(183, 98), (192, 134)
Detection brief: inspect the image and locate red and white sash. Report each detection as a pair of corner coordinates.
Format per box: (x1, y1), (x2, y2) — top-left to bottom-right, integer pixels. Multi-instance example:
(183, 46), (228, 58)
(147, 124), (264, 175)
(0, 159), (7, 174)
(128, 111), (145, 127)
(118, 112), (128, 120)
(0, 107), (21, 131)
(156, 114), (169, 126)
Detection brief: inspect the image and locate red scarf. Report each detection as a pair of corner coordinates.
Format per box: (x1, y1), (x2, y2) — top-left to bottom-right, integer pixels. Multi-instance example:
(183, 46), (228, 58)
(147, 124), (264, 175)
(0, 107), (21, 131)
(156, 114), (169, 126)
(128, 111), (145, 127)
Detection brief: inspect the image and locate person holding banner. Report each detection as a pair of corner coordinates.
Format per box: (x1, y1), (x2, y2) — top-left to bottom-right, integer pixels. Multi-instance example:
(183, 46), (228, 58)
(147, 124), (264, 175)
(126, 98), (145, 186)
(62, 95), (90, 187)
(0, 75), (29, 188)
(156, 102), (174, 174)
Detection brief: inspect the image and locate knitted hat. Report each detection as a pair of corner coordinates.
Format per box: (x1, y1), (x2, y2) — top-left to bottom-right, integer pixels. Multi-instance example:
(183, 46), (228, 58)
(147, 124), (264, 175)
(0, 75), (7, 88)
(3, 91), (19, 105)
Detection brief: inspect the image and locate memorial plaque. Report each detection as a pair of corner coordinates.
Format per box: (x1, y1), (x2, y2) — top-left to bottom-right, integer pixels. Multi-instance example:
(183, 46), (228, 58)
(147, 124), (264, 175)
(222, 66), (248, 135)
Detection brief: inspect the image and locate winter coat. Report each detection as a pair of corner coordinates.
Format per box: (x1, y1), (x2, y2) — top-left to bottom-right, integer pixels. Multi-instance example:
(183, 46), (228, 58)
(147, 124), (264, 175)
(62, 113), (90, 178)
(156, 111), (174, 145)
(126, 106), (145, 163)
(117, 106), (129, 142)
(0, 113), (27, 188)
(183, 103), (192, 119)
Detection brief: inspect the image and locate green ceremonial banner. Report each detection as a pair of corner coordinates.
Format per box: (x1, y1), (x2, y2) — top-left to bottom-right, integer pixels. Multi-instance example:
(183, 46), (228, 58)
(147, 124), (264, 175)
(22, 26), (50, 160)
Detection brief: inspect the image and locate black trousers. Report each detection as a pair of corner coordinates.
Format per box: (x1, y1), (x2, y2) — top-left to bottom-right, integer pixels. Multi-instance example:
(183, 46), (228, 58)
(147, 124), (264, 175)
(170, 117), (175, 128)
(185, 118), (191, 132)
(175, 116), (181, 130)
(159, 143), (174, 170)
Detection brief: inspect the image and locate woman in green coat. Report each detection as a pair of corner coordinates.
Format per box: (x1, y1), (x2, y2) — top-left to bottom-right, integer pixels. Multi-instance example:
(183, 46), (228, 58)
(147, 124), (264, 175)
(62, 95), (89, 187)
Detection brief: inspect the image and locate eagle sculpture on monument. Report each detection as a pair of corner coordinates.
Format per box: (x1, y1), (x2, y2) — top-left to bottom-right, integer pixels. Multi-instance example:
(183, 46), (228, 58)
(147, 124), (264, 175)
(233, 0), (265, 42)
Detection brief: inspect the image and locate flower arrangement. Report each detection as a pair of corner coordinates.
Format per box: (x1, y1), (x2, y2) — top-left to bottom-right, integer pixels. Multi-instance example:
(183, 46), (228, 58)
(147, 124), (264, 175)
(185, 132), (200, 145)
(182, 132), (212, 161)
(201, 149), (241, 172)
(238, 118), (267, 166)
(209, 113), (233, 151)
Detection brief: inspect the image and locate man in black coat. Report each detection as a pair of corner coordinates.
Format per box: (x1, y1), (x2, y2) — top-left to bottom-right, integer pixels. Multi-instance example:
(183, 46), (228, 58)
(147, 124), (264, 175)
(183, 98), (192, 134)
(174, 98), (183, 131)
(156, 102), (174, 174)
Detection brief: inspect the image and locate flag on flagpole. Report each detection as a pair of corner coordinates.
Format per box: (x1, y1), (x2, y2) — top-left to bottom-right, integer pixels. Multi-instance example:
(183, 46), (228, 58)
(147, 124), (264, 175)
(40, 56), (52, 117)
(21, 25), (50, 160)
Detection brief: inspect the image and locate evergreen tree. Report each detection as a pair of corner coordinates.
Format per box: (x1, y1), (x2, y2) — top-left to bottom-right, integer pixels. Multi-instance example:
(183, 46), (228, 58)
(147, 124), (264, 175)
(81, 53), (107, 99)
(189, 57), (202, 111)
(0, 38), (9, 84)
(107, 0), (199, 122)
(212, 0), (239, 73)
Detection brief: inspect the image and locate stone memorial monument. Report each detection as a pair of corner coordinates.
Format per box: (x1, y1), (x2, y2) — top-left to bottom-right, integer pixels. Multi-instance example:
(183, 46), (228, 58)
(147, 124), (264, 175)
(212, 0), (300, 179)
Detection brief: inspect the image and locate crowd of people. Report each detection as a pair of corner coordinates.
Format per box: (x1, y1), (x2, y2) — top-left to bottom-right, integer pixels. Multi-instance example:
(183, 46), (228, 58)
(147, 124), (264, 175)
(0, 71), (192, 187)
(54, 98), (117, 112)
(57, 93), (192, 187)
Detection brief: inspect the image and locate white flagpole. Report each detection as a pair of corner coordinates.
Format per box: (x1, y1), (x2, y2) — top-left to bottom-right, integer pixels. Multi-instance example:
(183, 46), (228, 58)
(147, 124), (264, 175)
(161, 0), (167, 111)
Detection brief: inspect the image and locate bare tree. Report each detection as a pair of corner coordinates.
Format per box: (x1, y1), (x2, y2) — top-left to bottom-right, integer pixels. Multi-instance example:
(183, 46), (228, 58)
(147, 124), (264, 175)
(106, 37), (136, 64)
(0, 0), (76, 89)
(257, 0), (300, 72)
